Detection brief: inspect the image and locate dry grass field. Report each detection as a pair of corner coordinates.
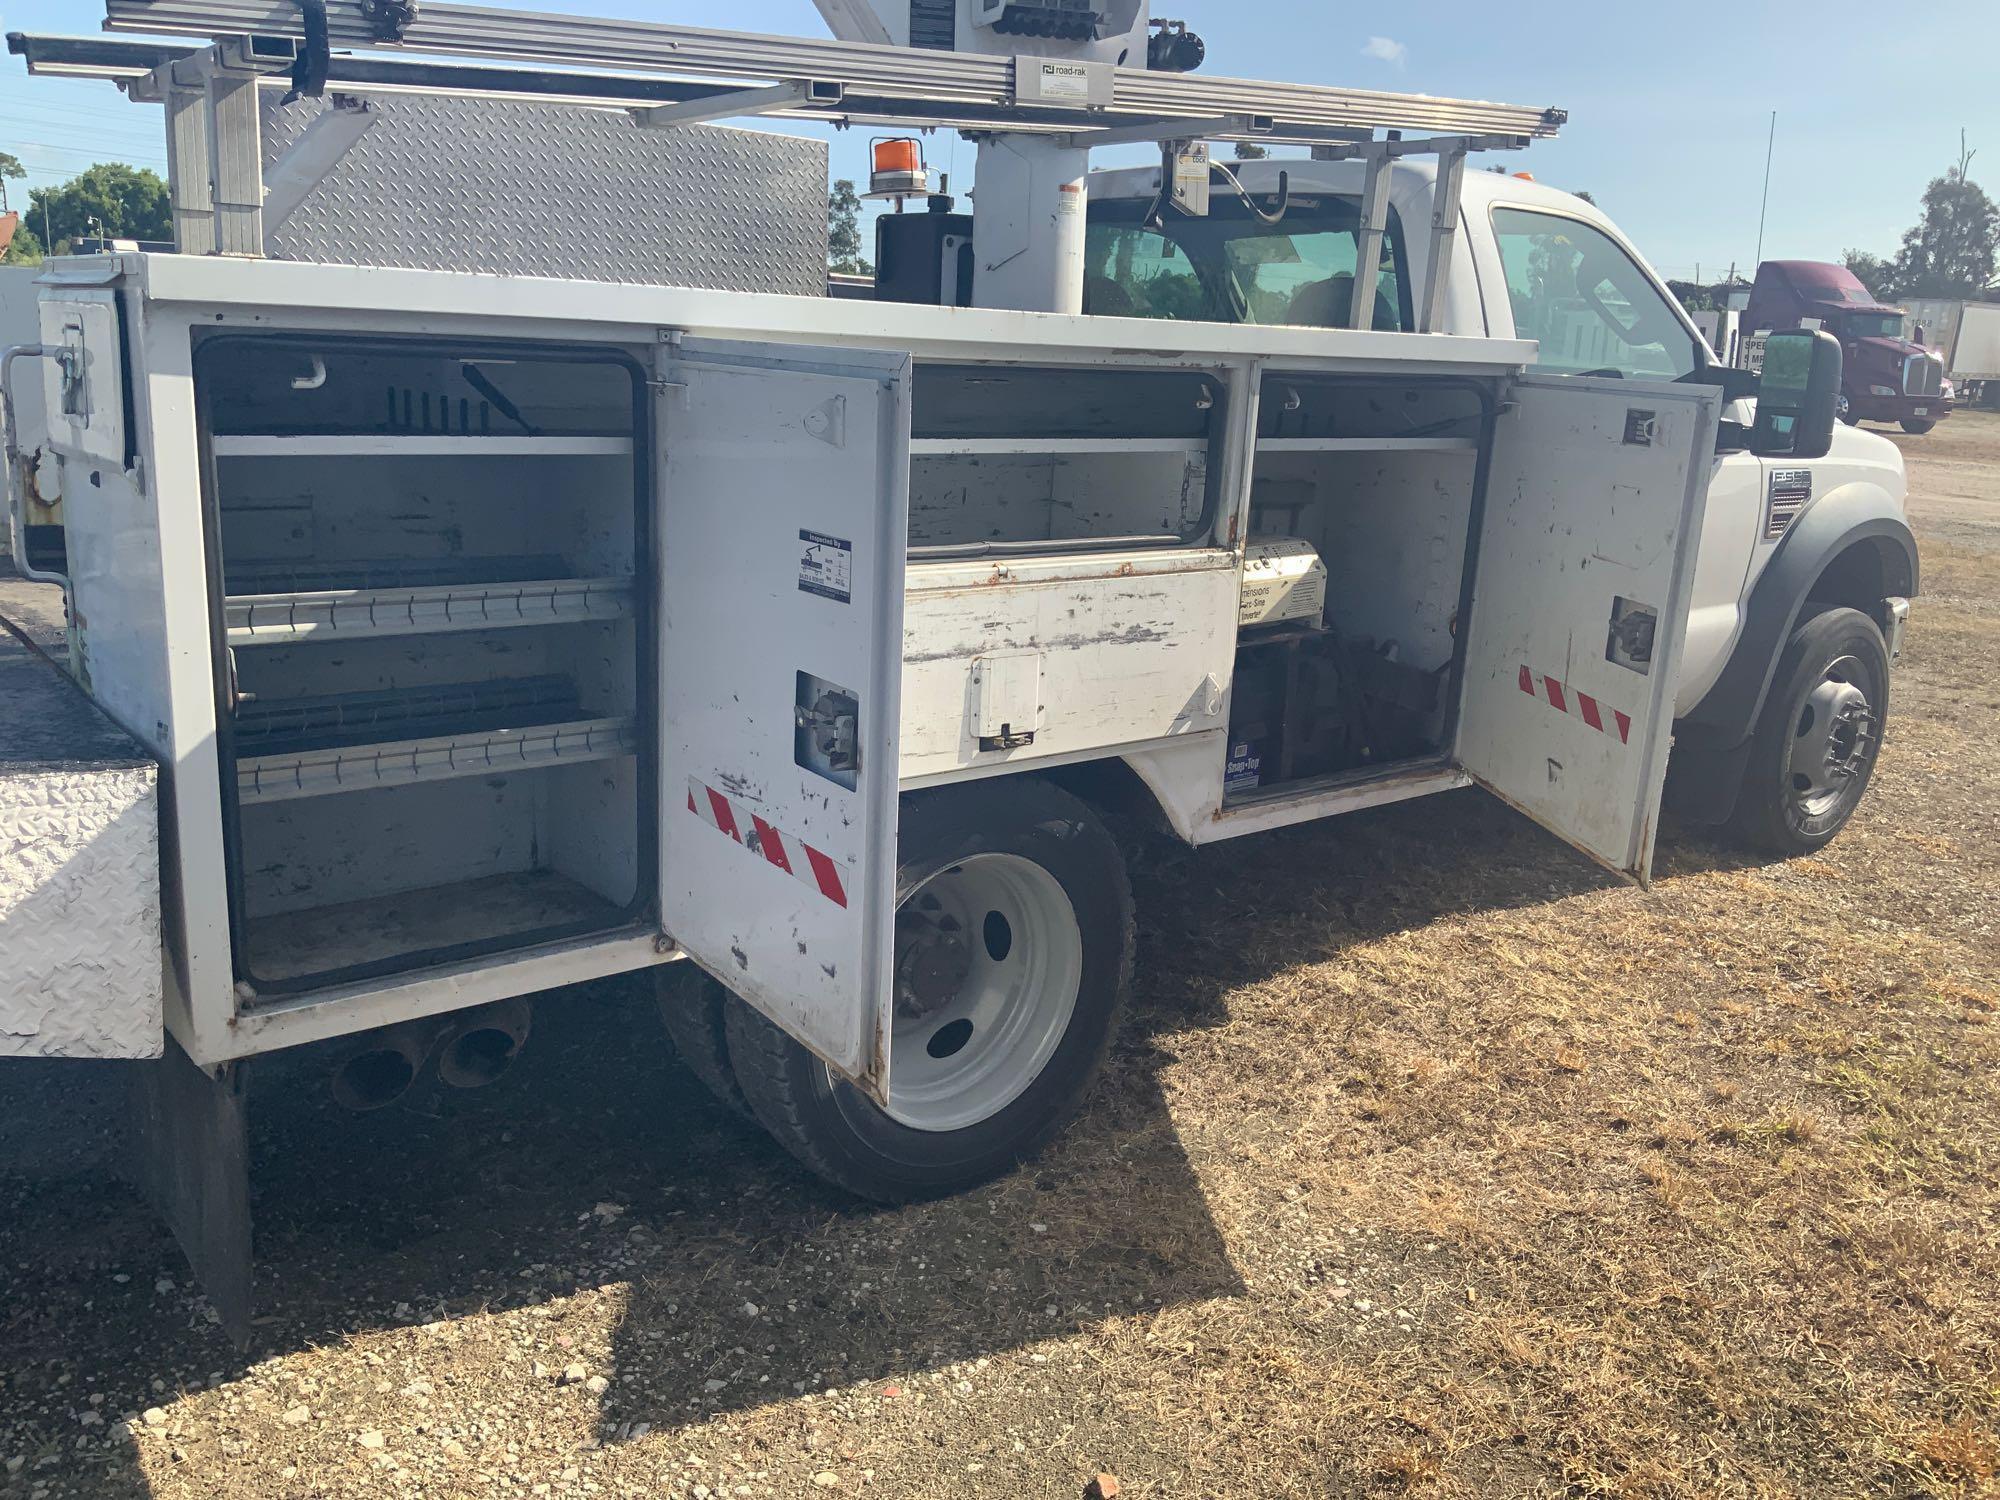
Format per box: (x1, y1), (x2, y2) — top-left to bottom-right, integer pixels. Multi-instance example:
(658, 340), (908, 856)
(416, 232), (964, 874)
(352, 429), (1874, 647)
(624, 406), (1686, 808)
(3, 413), (1997, 1500)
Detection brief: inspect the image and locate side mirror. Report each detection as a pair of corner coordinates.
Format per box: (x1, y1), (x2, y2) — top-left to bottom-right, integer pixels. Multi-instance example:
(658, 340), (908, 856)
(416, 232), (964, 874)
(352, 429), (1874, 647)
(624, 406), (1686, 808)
(1750, 328), (1841, 459)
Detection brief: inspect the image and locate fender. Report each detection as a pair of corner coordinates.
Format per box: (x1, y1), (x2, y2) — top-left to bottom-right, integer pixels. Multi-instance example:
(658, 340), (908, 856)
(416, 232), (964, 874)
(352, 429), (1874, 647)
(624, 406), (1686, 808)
(1679, 479), (1917, 751)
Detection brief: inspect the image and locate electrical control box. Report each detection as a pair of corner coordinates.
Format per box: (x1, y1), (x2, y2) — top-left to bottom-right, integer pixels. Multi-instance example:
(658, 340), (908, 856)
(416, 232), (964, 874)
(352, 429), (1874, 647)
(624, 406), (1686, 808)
(1237, 538), (1328, 628)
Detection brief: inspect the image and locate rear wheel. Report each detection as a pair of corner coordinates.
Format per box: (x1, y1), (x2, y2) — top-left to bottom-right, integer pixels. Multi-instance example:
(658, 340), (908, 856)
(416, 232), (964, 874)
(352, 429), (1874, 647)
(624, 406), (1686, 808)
(1727, 607), (1889, 856)
(1900, 418), (1936, 435)
(725, 777), (1133, 1201)
(655, 964), (752, 1120)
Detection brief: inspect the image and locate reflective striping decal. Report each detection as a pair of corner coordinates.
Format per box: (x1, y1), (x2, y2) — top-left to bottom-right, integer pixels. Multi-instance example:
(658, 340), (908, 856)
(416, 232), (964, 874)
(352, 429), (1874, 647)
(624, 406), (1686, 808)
(1518, 665), (1631, 745)
(686, 777), (851, 908)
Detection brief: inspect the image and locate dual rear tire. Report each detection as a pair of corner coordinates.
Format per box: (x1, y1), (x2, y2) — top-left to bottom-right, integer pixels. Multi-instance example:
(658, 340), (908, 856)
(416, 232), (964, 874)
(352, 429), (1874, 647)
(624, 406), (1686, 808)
(657, 777), (1133, 1201)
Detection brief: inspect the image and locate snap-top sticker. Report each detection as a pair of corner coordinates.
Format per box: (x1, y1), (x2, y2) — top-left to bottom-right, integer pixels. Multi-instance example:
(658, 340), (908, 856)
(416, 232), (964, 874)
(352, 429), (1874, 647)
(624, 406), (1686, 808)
(798, 529), (853, 604)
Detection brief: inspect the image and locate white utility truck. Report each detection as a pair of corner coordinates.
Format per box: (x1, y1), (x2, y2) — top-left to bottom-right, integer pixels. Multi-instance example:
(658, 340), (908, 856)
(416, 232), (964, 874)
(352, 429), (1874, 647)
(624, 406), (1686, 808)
(1, 0), (1914, 1338)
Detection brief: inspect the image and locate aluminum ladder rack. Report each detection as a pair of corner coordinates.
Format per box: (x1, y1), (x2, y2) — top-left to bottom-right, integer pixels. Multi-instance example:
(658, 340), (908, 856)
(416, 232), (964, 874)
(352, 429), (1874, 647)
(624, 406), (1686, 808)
(14, 2), (1568, 327)
(98, 0), (1564, 141)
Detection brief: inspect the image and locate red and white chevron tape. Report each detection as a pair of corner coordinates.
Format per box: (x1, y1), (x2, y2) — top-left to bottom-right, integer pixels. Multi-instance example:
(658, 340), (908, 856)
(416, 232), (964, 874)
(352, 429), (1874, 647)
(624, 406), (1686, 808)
(686, 777), (850, 909)
(1518, 665), (1631, 745)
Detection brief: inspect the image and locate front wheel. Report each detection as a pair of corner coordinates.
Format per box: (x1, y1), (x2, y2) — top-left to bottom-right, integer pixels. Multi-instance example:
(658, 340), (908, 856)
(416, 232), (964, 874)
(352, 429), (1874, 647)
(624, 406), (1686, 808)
(725, 777), (1134, 1201)
(1900, 418), (1936, 435)
(1727, 607), (1889, 856)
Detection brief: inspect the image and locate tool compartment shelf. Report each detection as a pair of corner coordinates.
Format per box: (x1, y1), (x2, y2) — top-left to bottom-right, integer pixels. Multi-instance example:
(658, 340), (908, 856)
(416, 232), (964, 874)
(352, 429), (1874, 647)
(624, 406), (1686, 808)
(236, 715), (637, 803)
(198, 334), (652, 994)
(224, 574), (636, 644)
(211, 433), (634, 457)
(240, 869), (630, 985)
(905, 363), (1223, 553)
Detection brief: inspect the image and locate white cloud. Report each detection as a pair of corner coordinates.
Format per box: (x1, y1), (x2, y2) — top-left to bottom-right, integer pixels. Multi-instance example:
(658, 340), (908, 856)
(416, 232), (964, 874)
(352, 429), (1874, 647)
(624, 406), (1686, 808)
(1360, 36), (1408, 67)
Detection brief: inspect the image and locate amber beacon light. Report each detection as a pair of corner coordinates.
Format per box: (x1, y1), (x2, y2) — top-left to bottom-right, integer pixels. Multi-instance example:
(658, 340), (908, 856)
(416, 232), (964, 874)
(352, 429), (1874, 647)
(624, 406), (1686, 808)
(868, 137), (930, 200)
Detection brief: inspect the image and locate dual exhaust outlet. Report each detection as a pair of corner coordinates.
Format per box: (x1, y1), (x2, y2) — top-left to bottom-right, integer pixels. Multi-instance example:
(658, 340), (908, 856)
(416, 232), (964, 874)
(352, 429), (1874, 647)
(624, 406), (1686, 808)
(330, 997), (532, 1111)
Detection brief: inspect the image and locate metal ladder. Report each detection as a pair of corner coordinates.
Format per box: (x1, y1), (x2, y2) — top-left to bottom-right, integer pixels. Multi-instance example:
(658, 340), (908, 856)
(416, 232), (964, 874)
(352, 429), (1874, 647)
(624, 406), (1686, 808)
(12, 0), (1569, 327)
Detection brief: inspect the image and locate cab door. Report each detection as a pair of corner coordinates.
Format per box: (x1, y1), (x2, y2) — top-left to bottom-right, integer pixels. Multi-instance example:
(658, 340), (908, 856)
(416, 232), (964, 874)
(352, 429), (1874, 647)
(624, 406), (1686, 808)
(657, 337), (910, 1104)
(1455, 375), (1720, 882)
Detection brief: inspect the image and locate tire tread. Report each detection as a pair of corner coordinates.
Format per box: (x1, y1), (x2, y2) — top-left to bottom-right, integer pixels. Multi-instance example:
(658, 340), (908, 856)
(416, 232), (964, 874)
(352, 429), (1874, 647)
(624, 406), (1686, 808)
(1727, 606), (1888, 856)
(723, 776), (1135, 1202)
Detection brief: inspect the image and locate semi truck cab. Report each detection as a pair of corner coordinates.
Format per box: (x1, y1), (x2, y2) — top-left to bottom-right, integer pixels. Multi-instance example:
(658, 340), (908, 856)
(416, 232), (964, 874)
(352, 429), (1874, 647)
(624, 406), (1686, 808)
(1741, 259), (1953, 433)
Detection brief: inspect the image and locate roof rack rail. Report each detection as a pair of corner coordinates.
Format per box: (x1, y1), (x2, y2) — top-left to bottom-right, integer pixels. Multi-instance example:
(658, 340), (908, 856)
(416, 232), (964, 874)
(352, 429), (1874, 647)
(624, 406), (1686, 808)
(98, 0), (1565, 142)
(14, 3), (1567, 327)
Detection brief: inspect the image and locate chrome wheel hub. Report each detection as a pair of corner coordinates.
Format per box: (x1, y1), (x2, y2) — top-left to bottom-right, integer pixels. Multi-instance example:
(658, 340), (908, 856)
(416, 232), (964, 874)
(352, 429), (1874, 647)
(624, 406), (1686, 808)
(1788, 654), (1876, 818)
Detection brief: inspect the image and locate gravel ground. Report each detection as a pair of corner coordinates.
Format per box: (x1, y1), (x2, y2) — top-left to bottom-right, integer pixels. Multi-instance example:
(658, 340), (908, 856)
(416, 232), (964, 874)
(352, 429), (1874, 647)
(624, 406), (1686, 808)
(3, 411), (1997, 1499)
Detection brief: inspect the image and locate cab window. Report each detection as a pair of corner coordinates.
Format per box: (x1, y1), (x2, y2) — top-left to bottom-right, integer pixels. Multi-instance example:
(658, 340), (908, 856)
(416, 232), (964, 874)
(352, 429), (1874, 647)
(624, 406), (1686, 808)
(1489, 207), (1701, 379)
(1085, 197), (1411, 330)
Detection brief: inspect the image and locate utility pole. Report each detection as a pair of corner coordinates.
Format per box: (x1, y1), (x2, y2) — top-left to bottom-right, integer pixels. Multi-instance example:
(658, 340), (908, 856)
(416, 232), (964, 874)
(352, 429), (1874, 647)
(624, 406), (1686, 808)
(1753, 110), (1776, 268)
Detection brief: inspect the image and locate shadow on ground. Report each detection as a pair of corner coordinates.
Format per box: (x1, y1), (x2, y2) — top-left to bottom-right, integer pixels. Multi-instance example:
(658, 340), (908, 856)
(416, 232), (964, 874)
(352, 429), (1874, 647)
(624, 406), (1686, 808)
(0, 783), (1634, 1488)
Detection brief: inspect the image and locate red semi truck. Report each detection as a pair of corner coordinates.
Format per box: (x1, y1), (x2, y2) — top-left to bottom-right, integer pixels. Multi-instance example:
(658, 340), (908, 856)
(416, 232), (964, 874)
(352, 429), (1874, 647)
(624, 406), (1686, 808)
(1744, 260), (1953, 433)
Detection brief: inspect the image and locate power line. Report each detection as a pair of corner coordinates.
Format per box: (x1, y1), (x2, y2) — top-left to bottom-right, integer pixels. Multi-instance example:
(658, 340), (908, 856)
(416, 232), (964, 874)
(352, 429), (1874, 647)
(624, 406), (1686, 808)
(14, 146), (170, 167)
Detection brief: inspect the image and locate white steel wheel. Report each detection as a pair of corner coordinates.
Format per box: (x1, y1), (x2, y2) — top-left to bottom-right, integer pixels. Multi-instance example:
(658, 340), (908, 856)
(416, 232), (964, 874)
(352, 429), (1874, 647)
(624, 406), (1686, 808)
(1730, 606), (1890, 856)
(886, 853), (1084, 1132)
(721, 777), (1134, 1203)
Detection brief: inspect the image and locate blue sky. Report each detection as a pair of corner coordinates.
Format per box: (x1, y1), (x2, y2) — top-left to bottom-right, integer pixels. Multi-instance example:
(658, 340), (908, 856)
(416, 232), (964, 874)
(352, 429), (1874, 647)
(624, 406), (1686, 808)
(3, 0), (1995, 280)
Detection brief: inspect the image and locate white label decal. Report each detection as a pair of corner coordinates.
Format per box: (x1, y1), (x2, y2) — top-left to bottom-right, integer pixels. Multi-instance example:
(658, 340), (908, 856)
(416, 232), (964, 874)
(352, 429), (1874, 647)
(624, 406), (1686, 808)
(798, 529), (853, 604)
(1039, 62), (1092, 99)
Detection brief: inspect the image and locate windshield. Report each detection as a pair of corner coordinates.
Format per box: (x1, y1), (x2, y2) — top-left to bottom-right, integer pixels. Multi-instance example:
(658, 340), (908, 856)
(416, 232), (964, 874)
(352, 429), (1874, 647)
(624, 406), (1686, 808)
(1083, 196), (1409, 330)
(1838, 311), (1906, 340)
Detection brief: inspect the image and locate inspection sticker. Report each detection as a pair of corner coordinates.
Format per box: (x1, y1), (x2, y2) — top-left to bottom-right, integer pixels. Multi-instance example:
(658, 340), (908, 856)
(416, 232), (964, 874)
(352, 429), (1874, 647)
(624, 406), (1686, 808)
(798, 529), (852, 604)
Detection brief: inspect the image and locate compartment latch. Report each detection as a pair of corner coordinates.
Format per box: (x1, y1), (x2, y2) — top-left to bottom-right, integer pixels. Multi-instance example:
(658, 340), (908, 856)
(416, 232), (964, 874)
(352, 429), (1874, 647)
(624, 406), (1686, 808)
(795, 672), (860, 789)
(971, 650), (1042, 752)
(1606, 596), (1658, 672)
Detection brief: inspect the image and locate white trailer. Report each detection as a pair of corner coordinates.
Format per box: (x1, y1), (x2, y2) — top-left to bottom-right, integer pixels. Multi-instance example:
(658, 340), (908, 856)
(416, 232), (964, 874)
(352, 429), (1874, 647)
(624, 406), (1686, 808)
(1901, 296), (2000, 403)
(3, 0), (1872, 1339)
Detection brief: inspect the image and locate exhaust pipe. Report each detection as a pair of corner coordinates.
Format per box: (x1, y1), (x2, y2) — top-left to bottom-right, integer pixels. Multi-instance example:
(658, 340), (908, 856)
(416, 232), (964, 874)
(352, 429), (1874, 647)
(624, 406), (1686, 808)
(436, 997), (533, 1090)
(330, 1020), (438, 1112)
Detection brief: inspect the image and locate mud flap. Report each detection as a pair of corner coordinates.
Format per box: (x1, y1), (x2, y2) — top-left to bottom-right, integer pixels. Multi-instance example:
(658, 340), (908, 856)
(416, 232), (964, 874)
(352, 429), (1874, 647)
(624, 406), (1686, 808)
(126, 1039), (254, 1348)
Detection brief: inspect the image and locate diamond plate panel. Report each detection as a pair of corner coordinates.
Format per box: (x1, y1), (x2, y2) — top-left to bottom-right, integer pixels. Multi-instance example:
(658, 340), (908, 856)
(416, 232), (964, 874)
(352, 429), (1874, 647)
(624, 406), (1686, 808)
(261, 94), (828, 293)
(1, 613), (163, 1059)
(0, 764), (163, 1059)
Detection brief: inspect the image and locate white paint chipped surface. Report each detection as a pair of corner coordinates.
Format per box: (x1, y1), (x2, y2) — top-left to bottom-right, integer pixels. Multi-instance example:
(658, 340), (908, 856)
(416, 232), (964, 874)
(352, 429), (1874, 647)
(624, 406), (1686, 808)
(0, 765), (163, 1059)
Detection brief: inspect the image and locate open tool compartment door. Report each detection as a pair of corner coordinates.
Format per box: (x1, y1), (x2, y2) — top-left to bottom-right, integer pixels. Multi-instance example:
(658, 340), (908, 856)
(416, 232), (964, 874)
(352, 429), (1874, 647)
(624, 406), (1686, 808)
(1455, 375), (1719, 882)
(657, 336), (911, 1102)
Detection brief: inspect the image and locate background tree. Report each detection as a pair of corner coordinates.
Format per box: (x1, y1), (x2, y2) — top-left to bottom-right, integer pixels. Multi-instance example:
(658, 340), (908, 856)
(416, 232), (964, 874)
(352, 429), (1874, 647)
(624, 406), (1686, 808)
(25, 163), (171, 254)
(2, 222), (44, 266)
(0, 151), (23, 214)
(1841, 248), (1896, 297)
(1666, 279), (1714, 313)
(1888, 133), (1997, 298)
(1231, 142), (1269, 161)
(826, 178), (872, 277)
